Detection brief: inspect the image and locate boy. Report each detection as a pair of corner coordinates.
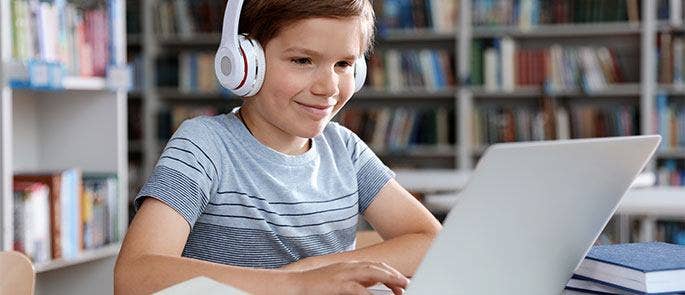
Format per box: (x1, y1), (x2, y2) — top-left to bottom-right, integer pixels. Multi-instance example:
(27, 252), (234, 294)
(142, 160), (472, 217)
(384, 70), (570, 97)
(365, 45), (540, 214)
(115, 1), (441, 294)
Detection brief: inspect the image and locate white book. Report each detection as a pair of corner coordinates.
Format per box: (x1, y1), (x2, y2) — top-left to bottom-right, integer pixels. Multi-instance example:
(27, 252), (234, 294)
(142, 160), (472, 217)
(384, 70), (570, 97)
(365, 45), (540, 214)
(556, 108), (570, 140)
(436, 108), (449, 146)
(385, 50), (402, 92)
(179, 53), (191, 92)
(484, 48), (498, 91)
(500, 38), (516, 92)
(548, 45), (563, 92)
(671, 0), (683, 26)
(518, 0), (533, 31)
(419, 49), (437, 91)
(174, 0), (195, 37)
(674, 37), (684, 86)
(372, 109), (392, 151)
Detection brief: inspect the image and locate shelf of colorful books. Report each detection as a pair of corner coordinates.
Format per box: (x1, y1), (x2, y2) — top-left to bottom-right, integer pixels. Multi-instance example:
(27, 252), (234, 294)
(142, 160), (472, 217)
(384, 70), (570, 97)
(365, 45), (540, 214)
(356, 87), (456, 100)
(472, 22), (641, 39)
(34, 242), (122, 273)
(378, 29), (456, 43)
(616, 187), (685, 218)
(471, 83), (640, 99)
(6, 63), (114, 92)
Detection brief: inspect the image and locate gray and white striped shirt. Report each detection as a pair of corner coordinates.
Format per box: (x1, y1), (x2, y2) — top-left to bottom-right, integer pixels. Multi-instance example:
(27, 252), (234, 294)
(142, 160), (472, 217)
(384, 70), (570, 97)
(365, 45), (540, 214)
(134, 109), (394, 268)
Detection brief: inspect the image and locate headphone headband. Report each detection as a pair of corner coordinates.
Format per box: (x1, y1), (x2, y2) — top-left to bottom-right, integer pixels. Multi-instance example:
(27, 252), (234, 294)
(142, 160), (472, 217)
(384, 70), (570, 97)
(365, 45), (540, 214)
(220, 0), (243, 52)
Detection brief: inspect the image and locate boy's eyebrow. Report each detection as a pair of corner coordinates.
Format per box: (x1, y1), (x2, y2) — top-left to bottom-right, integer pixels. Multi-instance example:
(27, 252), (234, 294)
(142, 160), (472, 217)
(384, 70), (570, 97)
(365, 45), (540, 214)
(284, 47), (357, 61)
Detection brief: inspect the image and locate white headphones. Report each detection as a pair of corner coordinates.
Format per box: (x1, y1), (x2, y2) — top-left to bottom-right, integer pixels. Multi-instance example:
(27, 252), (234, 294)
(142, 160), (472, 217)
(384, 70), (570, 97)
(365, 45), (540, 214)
(215, 0), (368, 97)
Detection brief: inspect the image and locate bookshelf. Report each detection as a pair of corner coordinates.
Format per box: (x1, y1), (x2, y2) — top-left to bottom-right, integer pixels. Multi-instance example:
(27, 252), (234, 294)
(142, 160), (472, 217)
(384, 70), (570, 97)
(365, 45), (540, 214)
(0, 0), (128, 294)
(125, 0), (685, 244)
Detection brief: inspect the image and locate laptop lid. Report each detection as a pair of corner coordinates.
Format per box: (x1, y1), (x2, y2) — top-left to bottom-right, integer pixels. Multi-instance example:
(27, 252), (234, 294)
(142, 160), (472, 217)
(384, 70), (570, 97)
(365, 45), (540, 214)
(407, 135), (661, 294)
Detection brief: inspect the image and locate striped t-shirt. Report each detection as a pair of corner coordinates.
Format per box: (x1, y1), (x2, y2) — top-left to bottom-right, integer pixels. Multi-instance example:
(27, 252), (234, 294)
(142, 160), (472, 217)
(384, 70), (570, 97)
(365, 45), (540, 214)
(134, 109), (395, 268)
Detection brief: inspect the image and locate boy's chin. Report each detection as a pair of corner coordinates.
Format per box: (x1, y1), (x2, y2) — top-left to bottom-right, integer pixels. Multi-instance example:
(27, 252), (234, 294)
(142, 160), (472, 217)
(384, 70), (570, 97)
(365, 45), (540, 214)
(295, 124), (327, 139)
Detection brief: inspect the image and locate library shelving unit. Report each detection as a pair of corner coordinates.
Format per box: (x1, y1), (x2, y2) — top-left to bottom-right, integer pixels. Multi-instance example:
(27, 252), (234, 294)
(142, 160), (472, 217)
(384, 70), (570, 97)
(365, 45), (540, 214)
(0, 0), (129, 294)
(127, 0), (685, 244)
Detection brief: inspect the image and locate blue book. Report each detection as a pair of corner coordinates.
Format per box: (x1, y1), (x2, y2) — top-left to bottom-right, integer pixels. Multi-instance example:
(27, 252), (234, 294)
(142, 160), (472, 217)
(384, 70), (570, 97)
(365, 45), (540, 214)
(573, 242), (685, 294)
(565, 275), (629, 294)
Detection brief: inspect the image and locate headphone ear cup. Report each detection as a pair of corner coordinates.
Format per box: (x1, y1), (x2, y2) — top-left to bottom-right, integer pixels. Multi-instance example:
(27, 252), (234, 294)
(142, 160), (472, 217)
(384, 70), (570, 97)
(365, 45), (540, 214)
(231, 36), (264, 97)
(246, 38), (266, 97)
(215, 46), (245, 90)
(354, 56), (367, 93)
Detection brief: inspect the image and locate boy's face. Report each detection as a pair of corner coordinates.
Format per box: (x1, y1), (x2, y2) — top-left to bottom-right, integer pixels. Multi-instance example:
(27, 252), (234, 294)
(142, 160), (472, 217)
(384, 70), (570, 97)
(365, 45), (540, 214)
(248, 17), (364, 139)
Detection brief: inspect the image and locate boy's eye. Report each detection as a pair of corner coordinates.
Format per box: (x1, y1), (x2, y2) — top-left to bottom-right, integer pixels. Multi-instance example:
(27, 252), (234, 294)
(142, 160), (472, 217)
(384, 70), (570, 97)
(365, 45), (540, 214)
(291, 57), (312, 65)
(336, 61), (353, 68)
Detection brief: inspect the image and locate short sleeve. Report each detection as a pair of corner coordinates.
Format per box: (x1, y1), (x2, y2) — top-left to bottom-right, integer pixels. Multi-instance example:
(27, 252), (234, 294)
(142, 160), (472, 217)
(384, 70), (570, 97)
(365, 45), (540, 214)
(336, 124), (395, 214)
(134, 117), (221, 227)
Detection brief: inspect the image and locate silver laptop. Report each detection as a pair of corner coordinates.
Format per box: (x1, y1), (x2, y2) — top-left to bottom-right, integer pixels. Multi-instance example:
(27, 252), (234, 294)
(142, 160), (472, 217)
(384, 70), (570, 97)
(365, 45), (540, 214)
(373, 135), (661, 294)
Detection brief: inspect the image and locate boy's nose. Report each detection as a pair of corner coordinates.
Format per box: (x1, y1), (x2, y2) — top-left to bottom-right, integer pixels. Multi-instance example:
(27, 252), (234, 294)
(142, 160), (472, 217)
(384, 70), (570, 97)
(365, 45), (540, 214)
(311, 69), (339, 98)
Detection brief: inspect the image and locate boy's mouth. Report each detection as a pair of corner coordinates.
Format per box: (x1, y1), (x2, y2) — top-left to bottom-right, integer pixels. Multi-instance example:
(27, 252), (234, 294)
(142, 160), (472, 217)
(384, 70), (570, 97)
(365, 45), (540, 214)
(295, 101), (334, 119)
(296, 101), (334, 109)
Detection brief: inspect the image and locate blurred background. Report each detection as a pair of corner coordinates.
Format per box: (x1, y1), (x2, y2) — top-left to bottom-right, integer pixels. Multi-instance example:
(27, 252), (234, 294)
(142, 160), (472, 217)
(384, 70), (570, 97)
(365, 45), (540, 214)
(2, 0), (685, 294)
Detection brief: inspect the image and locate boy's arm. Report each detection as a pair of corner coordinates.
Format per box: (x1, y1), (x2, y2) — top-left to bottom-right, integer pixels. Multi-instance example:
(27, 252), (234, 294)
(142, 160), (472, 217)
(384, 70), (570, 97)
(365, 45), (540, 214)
(281, 179), (442, 277)
(114, 198), (409, 295)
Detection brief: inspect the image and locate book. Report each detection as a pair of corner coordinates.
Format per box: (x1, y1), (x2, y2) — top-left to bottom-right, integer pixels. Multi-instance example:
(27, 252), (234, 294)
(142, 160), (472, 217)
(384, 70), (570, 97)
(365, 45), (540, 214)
(13, 181), (51, 263)
(14, 173), (63, 259)
(565, 275), (627, 294)
(574, 242), (685, 294)
(15, 169), (83, 259)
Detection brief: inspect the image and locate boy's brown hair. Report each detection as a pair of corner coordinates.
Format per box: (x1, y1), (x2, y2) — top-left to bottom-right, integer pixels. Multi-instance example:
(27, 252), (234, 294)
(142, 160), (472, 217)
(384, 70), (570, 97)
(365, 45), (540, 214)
(239, 0), (375, 55)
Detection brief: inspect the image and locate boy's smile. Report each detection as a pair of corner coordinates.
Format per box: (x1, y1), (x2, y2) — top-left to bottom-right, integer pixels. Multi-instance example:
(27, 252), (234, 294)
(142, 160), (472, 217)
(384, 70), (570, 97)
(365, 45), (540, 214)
(239, 17), (366, 155)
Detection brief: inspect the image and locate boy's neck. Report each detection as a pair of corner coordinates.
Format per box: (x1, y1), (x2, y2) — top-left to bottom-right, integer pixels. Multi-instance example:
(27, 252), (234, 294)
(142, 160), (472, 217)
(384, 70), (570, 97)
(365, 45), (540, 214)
(237, 106), (311, 156)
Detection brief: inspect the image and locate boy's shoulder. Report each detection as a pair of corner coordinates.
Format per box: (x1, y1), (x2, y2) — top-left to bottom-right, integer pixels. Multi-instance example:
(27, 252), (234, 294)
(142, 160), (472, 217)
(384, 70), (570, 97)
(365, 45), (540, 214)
(179, 114), (227, 131)
(173, 114), (230, 142)
(322, 121), (355, 140)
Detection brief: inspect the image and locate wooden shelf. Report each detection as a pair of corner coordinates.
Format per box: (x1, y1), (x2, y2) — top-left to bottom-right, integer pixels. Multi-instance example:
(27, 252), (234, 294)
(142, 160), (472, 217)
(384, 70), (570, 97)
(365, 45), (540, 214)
(395, 169), (471, 192)
(375, 145), (457, 158)
(656, 148), (685, 159)
(420, 174), (660, 215)
(658, 84), (685, 96)
(157, 87), (239, 101)
(356, 87), (456, 100)
(34, 243), (121, 273)
(473, 22), (641, 38)
(62, 77), (108, 91)
(157, 33), (221, 47)
(471, 83), (640, 98)
(657, 21), (685, 33)
(616, 187), (685, 217)
(378, 28), (456, 42)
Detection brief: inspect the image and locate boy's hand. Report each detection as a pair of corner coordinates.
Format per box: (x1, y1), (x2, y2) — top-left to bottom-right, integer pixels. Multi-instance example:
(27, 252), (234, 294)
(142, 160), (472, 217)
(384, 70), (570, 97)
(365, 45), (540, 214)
(284, 261), (409, 295)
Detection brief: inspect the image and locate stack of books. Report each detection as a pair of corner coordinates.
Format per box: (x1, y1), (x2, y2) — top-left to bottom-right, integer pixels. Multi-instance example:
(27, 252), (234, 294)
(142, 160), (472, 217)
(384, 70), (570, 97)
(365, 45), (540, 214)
(566, 242), (685, 294)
